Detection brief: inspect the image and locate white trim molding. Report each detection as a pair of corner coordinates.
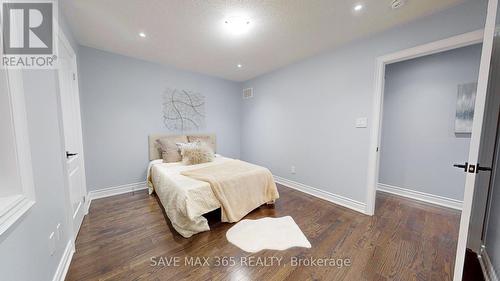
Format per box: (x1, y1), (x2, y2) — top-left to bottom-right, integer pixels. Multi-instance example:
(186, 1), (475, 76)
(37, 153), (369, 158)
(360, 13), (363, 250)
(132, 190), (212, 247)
(7, 70), (36, 201)
(0, 195), (35, 236)
(87, 181), (148, 202)
(274, 176), (366, 214)
(52, 240), (75, 281)
(479, 246), (499, 281)
(377, 183), (463, 210)
(0, 67), (36, 237)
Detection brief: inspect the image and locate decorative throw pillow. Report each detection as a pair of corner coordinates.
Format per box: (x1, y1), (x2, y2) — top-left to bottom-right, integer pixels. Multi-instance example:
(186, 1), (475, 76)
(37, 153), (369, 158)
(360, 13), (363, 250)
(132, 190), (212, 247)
(187, 135), (216, 153)
(179, 142), (214, 165)
(156, 135), (188, 163)
(175, 141), (198, 152)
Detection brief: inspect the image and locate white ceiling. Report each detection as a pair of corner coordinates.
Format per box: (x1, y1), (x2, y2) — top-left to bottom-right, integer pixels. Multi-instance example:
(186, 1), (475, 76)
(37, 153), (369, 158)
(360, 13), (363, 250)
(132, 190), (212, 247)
(61, 0), (466, 82)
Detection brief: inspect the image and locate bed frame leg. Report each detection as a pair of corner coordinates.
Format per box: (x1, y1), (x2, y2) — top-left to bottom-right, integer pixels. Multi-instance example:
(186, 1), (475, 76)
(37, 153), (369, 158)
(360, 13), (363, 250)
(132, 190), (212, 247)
(266, 200), (276, 208)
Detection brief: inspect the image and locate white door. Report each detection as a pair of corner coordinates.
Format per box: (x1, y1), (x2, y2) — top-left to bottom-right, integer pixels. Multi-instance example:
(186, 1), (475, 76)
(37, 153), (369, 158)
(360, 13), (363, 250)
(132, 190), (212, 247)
(58, 31), (87, 238)
(454, 0), (499, 279)
(467, 33), (500, 253)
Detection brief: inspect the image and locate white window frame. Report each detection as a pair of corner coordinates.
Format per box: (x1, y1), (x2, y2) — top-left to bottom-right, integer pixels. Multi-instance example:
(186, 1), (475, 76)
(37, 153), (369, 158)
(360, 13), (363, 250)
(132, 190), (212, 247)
(0, 69), (36, 236)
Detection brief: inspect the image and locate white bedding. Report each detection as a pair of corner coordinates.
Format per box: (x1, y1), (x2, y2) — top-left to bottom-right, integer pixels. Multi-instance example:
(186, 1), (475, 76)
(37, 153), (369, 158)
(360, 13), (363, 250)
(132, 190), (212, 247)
(147, 156), (231, 237)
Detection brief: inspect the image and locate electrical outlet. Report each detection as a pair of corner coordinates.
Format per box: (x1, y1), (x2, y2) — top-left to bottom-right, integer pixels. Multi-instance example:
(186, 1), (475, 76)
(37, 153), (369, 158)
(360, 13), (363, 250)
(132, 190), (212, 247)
(49, 232), (55, 256)
(291, 166), (296, 174)
(56, 223), (61, 241)
(355, 117), (368, 128)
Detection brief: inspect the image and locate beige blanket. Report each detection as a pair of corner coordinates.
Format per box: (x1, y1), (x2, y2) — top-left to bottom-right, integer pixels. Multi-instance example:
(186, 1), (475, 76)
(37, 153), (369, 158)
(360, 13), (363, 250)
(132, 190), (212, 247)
(181, 160), (279, 222)
(148, 158), (226, 238)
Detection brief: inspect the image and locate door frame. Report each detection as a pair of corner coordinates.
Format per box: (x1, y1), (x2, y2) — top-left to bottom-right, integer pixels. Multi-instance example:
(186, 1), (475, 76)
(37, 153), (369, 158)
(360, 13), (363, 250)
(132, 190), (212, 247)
(56, 26), (89, 242)
(364, 26), (496, 281)
(365, 1), (499, 280)
(365, 29), (484, 216)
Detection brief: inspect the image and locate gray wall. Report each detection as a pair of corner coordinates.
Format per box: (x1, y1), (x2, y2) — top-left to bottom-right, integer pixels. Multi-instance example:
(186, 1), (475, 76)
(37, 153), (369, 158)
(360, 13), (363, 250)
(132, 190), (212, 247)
(241, 0), (487, 204)
(378, 44), (482, 201)
(78, 47), (242, 191)
(0, 71), (72, 281)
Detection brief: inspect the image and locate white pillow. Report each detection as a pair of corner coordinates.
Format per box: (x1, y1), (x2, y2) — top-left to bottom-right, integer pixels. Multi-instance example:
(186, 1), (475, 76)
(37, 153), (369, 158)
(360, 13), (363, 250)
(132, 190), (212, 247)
(178, 141), (214, 165)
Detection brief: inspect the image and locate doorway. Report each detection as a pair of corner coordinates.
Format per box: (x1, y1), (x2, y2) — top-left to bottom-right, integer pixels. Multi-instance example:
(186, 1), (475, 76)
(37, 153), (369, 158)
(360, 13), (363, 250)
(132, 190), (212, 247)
(365, 1), (499, 276)
(376, 43), (482, 213)
(365, 31), (485, 217)
(368, 35), (484, 280)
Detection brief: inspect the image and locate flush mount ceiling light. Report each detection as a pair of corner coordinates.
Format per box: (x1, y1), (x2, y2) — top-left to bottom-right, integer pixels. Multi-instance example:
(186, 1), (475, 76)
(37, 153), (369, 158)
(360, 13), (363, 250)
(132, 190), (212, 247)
(138, 32), (146, 38)
(224, 16), (251, 35)
(237, 64), (243, 68)
(353, 4), (364, 11)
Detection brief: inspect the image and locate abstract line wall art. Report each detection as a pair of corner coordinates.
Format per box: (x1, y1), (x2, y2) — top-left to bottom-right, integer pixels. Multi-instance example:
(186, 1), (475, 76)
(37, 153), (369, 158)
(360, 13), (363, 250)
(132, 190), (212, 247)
(162, 88), (206, 131)
(455, 82), (477, 134)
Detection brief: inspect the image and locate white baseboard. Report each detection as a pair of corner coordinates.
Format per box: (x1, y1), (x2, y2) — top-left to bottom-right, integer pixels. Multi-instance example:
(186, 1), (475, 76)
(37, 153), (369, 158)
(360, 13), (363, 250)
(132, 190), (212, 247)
(84, 195), (90, 215)
(52, 240), (75, 281)
(87, 181), (147, 202)
(377, 183), (462, 210)
(480, 246), (499, 281)
(273, 175), (367, 214)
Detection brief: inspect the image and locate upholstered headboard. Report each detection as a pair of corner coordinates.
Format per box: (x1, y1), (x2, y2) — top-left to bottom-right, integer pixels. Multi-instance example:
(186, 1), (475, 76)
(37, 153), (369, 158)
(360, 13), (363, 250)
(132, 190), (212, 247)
(148, 134), (216, 161)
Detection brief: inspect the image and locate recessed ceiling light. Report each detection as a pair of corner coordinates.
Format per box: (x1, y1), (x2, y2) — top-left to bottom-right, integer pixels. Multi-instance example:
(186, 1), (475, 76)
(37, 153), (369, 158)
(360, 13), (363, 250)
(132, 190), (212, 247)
(237, 64), (243, 68)
(224, 16), (251, 35)
(354, 4), (363, 11)
(139, 32), (146, 38)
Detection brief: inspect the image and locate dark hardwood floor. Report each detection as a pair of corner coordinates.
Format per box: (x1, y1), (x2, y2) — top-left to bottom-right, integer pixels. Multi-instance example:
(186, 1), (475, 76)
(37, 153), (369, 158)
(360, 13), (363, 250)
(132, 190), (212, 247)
(66, 185), (460, 281)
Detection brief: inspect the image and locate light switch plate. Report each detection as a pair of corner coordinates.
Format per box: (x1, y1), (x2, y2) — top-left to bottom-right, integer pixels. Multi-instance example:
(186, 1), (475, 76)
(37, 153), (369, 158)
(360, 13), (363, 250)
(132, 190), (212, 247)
(355, 117), (368, 128)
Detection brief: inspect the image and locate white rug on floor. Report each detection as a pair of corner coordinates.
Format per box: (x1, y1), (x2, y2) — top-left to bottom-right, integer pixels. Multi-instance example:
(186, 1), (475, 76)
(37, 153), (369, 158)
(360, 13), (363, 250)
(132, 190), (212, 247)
(226, 216), (311, 253)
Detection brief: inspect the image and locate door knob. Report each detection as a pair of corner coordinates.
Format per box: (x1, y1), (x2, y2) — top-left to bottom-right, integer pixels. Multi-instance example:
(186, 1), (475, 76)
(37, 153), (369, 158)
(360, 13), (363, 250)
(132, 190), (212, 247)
(453, 162), (468, 172)
(66, 151), (78, 158)
(477, 164), (492, 173)
(453, 162), (492, 173)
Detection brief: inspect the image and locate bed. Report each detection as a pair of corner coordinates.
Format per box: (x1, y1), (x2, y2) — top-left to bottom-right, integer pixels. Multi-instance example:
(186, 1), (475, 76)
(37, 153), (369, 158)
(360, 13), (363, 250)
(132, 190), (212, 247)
(147, 134), (279, 238)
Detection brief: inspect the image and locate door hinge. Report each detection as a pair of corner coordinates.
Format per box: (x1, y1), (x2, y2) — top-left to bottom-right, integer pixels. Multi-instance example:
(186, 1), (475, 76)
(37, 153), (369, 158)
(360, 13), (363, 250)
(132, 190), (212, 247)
(73, 73), (76, 81)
